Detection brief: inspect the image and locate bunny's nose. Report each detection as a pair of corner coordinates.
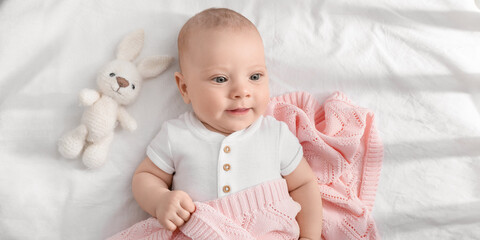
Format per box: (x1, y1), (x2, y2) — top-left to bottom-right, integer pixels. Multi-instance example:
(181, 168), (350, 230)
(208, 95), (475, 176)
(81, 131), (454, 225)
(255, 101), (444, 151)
(116, 77), (129, 88)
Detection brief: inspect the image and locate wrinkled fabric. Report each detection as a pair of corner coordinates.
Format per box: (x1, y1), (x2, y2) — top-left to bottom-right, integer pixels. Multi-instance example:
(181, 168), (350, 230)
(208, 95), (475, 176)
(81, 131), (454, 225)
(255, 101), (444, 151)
(266, 91), (383, 239)
(108, 179), (301, 240)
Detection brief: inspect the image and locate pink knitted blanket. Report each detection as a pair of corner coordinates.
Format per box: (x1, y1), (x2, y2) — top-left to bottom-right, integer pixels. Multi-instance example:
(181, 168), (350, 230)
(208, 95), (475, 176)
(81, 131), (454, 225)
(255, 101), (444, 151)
(109, 179), (301, 240)
(265, 91), (383, 239)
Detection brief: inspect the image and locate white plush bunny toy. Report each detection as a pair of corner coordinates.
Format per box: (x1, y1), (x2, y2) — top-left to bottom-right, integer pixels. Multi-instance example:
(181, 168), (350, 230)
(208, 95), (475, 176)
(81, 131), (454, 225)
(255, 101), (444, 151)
(58, 29), (173, 169)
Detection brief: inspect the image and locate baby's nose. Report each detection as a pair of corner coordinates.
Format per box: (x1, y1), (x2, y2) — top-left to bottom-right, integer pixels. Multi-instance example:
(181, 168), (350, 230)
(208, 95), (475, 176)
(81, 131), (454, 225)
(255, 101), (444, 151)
(116, 77), (129, 88)
(231, 83), (251, 99)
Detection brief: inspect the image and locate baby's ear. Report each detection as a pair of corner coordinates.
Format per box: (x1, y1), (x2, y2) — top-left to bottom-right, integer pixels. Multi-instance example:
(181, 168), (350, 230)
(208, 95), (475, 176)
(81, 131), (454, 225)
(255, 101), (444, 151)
(175, 72), (190, 104)
(137, 56), (174, 79)
(116, 29), (144, 61)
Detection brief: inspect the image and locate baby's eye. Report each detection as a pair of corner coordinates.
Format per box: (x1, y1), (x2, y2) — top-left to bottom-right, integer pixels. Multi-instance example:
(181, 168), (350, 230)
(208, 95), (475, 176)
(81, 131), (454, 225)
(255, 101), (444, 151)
(109, 73), (115, 77)
(213, 76), (228, 83)
(250, 73), (261, 81)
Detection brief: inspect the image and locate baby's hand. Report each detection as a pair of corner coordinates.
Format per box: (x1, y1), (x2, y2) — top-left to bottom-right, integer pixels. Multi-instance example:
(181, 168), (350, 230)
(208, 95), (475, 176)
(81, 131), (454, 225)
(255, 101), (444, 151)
(155, 190), (196, 231)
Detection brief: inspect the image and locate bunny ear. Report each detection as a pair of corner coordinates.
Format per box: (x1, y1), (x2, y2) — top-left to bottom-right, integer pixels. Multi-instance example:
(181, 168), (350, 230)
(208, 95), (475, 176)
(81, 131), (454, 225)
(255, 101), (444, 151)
(137, 55), (174, 79)
(116, 29), (144, 61)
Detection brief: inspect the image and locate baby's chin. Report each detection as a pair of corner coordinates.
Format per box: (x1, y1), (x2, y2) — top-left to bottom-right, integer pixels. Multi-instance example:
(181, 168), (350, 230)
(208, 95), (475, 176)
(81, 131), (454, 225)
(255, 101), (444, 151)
(222, 119), (259, 133)
(202, 113), (262, 135)
(202, 120), (251, 136)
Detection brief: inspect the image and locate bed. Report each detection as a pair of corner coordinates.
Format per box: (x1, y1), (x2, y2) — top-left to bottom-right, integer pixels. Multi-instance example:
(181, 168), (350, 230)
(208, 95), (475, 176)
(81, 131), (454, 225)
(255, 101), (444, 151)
(1, 0), (479, 239)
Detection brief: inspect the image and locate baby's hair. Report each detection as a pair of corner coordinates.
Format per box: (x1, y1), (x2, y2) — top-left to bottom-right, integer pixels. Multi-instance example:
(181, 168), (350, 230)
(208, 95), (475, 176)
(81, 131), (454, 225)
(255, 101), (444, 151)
(177, 8), (259, 71)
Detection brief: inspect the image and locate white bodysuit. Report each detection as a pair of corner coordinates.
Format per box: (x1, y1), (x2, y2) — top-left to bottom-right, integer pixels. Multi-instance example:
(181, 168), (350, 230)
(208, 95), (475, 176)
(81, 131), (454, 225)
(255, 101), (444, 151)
(147, 111), (303, 202)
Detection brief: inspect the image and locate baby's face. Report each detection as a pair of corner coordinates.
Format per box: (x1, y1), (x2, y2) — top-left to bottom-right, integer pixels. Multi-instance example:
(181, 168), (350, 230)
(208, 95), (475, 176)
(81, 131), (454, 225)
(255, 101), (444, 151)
(176, 27), (270, 135)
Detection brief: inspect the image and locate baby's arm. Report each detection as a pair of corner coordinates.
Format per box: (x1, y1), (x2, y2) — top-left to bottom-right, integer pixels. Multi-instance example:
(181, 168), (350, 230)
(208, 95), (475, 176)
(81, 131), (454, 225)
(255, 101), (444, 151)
(132, 157), (195, 231)
(284, 157), (323, 239)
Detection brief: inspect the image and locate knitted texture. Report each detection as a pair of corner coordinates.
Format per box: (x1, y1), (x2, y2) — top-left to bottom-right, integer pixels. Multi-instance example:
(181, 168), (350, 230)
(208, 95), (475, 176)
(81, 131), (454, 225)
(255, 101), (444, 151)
(57, 29), (173, 169)
(108, 179), (301, 240)
(265, 91), (383, 240)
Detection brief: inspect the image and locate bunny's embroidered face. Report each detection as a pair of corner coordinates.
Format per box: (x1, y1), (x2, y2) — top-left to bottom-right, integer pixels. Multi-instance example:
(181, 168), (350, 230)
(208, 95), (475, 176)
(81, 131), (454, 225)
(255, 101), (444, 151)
(97, 60), (142, 105)
(92, 29), (173, 106)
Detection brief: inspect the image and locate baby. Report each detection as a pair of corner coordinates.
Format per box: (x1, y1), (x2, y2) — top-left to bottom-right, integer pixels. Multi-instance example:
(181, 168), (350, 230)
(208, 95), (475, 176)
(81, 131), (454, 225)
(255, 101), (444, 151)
(132, 8), (322, 239)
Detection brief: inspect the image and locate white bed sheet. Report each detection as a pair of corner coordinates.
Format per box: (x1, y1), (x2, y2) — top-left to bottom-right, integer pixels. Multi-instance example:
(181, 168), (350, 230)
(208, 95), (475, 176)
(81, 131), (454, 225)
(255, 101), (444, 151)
(1, 0), (479, 239)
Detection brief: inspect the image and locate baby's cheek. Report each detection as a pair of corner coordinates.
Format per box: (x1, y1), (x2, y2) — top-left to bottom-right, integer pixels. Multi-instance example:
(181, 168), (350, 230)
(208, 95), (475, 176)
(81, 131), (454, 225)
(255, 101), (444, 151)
(259, 91), (271, 110)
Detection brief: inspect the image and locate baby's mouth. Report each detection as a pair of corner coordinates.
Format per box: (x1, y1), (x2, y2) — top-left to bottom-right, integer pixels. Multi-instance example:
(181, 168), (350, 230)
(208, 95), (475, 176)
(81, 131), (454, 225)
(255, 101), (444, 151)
(226, 108), (251, 115)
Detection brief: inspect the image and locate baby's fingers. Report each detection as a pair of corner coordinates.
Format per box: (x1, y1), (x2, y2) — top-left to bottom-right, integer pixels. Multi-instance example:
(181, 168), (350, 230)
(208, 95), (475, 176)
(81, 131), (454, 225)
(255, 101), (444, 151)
(160, 219), (177, 232)
(177, 208), (191, 222)
(180, 196), (196, 213)
(170, 214), (186, 228)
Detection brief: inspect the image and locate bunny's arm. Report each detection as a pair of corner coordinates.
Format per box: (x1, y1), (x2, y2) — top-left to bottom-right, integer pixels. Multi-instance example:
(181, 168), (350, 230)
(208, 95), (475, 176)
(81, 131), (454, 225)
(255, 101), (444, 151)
(79, 88), (100, 106)
(117, 106), (137, 132)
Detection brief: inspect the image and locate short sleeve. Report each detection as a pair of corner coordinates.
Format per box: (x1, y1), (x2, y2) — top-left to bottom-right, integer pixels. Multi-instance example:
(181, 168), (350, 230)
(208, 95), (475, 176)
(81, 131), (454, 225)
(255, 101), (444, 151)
(146, 122), (175, 174)
(279, 121), (303, 176)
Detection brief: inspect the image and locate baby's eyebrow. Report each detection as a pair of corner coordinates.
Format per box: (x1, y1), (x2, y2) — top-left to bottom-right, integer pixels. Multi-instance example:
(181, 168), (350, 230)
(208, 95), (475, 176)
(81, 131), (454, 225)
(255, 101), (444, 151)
(248, 64), (267, 71)
(199, 64), (266, 74)
(201, 66), (229, 73)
